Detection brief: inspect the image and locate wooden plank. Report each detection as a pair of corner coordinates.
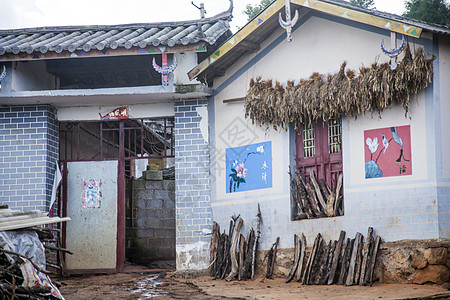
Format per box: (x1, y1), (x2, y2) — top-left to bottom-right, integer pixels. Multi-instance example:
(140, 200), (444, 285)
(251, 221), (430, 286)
(0, 217), (71, 231)
(226, 217), (244, 281)
(291, 0), (423, 37)
(265, 237), (280, 279)
(324, 240), (337, 284)
(209, 221), (220, 276)
(354, 232), (364, 285)
(337, 238), (353, 285)
(327, 230), (345, 285)
(334, 174), (343, 216)
(345, 232), (363, 286)
(238, 234), (245, 281)
(317, 240), (331, 284)
(309, 170), (327, 211)
(359, 227), (373, 285)
(296, 233), (307, 282)
(367, 235), (381, 286)
(303, 233), (322, 285)
(286, 234), (301, 283)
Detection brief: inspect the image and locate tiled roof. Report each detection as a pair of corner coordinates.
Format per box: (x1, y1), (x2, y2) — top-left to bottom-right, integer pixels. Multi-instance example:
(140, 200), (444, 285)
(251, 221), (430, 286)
(0, 4), (232, 56)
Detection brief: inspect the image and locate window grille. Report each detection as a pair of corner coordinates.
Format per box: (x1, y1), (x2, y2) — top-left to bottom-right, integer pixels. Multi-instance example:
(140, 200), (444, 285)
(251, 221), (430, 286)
(328, 119), (341, 154)
(303, 122), (315, 158)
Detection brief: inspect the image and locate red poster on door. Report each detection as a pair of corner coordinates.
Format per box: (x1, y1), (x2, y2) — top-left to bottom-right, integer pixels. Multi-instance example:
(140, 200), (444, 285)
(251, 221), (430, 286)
(364, 125), (412, 179)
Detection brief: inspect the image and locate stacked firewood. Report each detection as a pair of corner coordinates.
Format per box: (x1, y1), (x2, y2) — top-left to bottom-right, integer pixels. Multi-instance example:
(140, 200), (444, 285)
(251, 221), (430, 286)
(290, 170), (343, 220)
(209, 206), (262, 281)
(286, 228), (381, 286)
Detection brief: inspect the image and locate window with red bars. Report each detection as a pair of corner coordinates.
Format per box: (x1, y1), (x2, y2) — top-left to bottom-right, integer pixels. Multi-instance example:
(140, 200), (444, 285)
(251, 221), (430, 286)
(291, 119), (343, 220)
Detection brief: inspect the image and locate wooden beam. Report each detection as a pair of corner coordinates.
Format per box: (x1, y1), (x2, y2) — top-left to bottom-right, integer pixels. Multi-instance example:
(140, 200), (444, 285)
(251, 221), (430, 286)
(223, 96), (245, 103)
(239, 40), (260, 53)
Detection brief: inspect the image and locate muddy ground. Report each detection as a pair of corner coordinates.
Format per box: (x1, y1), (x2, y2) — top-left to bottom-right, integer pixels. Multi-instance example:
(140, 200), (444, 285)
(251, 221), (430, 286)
(57, 263), (450, 300)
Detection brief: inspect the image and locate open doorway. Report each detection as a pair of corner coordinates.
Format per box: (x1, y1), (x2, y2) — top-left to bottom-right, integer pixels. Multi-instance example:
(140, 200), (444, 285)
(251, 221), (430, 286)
(59, 118), (174, 273)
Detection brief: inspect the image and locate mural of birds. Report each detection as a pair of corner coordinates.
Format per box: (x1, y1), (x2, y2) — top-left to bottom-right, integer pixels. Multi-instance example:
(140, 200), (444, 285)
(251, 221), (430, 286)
(381, 133), (389, 153)
(391, 127), (403, 148)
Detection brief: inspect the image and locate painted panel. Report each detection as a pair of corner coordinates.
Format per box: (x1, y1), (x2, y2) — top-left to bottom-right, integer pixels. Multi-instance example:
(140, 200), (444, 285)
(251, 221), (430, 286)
(65, 160), (118, 271)
(364, 125), (412, 178)
(226, 141), (272, 193)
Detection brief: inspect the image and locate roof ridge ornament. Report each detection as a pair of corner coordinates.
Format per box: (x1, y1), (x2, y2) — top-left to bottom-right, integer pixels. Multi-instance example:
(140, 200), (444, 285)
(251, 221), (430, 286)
(0, 65), (6, 90)
(152, 53), (178, 86)
(381, 33), (405, 70)
(279, 0), (299, 42)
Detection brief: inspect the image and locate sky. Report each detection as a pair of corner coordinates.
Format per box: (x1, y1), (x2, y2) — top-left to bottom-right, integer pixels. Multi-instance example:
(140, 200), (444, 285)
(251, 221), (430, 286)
(0, 0), (406, 32)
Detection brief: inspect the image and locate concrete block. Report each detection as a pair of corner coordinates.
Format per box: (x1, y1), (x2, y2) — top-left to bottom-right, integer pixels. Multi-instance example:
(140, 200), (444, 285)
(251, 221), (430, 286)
(145, 170), (163, 181)
(145, 180), (163, 190)
(155, 189), (170, 200)
(147, 199), (163, 209)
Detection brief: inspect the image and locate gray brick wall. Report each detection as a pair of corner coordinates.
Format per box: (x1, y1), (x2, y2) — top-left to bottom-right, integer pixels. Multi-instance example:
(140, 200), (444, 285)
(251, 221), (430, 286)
(175, 99), (212, 271)
(0, 105), (58, 211)
(127, 174), (175, 264)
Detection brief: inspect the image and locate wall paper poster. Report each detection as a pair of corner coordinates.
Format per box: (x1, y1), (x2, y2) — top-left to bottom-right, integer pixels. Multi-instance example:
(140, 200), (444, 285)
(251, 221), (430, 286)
(226, 141), (272, 193)
(364, 125), (412, 179)
(81, 180), (102, 208)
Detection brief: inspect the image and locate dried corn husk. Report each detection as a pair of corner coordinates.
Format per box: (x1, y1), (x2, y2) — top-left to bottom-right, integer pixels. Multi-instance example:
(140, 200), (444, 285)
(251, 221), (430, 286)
(245, 45), (435, 129)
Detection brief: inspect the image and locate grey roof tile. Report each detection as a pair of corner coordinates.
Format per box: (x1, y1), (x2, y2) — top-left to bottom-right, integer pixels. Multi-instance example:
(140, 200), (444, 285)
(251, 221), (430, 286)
(0, 4), (233, 56)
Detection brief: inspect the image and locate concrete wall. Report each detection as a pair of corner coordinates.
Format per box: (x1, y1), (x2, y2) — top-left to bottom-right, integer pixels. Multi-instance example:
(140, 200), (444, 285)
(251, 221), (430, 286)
(0, 105), (58, 211)
(174, 99), (212, 271)
(207, 10), (446, 254)
(128, 171), (175, 264)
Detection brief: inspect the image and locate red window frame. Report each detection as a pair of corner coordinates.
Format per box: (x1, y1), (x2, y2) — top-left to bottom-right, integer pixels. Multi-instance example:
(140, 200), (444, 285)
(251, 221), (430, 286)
(295, 119), (343, 212)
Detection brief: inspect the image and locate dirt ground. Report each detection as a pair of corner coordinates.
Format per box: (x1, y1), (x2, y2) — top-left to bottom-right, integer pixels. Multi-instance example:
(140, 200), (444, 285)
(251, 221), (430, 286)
(56, 263), (450, 300)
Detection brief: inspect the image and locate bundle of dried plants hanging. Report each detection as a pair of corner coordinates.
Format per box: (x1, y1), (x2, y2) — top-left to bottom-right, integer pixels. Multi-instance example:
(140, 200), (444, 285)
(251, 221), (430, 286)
(245, 44), (435, 129)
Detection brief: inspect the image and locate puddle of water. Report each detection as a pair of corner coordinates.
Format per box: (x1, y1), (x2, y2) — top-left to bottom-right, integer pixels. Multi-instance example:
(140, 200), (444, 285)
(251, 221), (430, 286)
(131, 275), (168, 299)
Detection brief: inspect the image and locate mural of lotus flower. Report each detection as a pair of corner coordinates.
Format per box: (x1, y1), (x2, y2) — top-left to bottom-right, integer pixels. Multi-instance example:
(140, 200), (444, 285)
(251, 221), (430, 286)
(366, 137), (379, 154)
(229, 162), (247, 192)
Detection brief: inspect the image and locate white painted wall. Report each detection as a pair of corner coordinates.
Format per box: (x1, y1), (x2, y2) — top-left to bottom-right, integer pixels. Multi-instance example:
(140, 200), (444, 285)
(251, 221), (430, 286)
(174, 52), (200, 85)
(12, 60), (55, 91)
(57, 101), (175, 121)
(439, 35), (450, 179)
(209, 13), (441, 247)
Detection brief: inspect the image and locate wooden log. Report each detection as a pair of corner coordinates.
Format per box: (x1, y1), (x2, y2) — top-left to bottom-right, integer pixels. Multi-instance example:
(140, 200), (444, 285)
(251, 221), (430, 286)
(310, 238), (324, 285)
(265, 237), (280, 279)
(243, 229), (255, 279)
(367, 235), (381, 286)
(317, 240), (331, 284)
(345, 232), (363, 286)
(323, 240), (337, 284)
(209, 222), (220, 276)
(226, 218), (244, 281)
(251, 204), (262, 280)
(296, 233), (307, 282)
(286, 234), (301, 283)
(326, 191), (336, 217)
(297, 176), (315, 218)
(214, 232), (226, 279)
(337, 238), (353, 285)
(327, 230), (346, 285)
(305, 182), (323, 217)
(319, 179), (331, 198)
(238, 234), (245, 281)
(302, 233), (322, 285)
(290, 170), (306, 219)
(43, 244), (73, 255)
(359, 227), (373, 286)
(334, 174), (343, 216)
(309, 170), (327, 211)
(354, 232), (364, 285)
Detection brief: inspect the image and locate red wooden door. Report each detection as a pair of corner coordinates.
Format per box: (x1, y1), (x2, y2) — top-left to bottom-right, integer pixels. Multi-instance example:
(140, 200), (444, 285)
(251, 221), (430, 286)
(296, 119), (342, 191)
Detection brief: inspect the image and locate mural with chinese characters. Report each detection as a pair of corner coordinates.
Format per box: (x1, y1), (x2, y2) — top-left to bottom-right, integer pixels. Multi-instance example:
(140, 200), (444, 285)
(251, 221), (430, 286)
(364, 125), (412, 179)
(226, 141), (272, 193)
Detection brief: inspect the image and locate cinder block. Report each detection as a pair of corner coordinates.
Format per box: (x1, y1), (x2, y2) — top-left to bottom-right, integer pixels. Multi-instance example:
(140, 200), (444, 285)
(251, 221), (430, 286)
(147, 199), (163, 209)
(145, 170), (163, 181)
(145, 180), (163, 190)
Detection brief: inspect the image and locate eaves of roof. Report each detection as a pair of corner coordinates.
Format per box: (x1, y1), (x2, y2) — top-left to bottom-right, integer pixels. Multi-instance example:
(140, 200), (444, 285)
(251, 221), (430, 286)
(0, 1), (233, 61)
(188, 0), (450, 81)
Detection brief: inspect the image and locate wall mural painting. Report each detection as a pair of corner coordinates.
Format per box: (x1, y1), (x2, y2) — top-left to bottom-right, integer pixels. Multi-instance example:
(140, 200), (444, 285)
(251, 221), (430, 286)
(364, 125), (412, 179)
(81, 180), (102, 208)
(226, 141), (272, 193)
